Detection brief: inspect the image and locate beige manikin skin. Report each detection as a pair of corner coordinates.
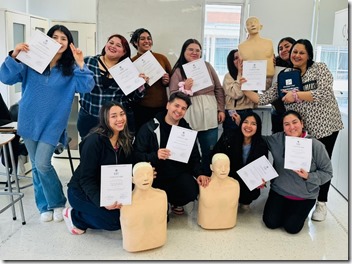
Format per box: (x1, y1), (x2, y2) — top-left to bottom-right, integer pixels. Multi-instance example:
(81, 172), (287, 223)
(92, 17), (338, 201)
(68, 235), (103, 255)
(238, 16), (275, 79)
(198, 153), (240, 230)
(120, 162), (167, 252)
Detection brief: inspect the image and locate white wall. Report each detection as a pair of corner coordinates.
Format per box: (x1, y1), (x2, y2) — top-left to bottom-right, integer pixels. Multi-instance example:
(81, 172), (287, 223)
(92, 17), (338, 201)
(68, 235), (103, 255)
(0, 0), (97, 23)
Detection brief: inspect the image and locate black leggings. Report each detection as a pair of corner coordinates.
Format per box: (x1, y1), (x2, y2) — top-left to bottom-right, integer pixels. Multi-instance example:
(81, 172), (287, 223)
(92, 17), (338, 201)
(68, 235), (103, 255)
(316, 131), (339, 202)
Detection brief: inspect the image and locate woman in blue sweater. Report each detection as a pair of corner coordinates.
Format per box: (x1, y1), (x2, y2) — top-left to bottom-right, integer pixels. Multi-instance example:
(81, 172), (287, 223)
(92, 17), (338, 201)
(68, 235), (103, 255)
(0, 25), (95, 223)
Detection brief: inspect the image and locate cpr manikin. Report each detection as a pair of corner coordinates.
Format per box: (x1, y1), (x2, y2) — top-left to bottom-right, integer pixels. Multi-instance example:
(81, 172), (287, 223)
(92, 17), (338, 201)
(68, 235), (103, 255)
(198, 153), (240, 229)
(120, 162), (167, 252)
(238, 16), (275, 87)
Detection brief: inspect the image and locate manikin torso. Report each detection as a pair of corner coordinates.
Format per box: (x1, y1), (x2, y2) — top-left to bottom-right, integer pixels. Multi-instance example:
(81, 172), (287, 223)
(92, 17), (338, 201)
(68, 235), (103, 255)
(198, 154), (240, 229)
(120, 162), (167, 252)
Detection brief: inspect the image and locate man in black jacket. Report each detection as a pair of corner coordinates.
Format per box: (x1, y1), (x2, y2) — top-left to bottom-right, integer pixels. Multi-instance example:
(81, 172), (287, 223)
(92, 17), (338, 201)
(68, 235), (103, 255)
(134, 92), (210, 215)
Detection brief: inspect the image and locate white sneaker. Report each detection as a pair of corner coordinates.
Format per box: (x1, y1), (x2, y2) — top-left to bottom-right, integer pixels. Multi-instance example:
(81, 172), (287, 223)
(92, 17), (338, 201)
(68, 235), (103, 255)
(311, 201), (327, 221)
(40, 211), (53, 222)
(53, 207), (65, 222)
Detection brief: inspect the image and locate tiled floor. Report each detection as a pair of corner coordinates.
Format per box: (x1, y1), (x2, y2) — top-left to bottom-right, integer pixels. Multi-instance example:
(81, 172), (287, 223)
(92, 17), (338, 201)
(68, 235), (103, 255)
(0, 157), (349, 261)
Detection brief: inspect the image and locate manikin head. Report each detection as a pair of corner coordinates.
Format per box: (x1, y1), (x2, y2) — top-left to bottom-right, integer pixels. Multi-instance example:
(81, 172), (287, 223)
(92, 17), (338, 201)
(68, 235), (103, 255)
(132, 162), (154, 191)
(210, 153), (230, 180)
(245, 16), (262, 35)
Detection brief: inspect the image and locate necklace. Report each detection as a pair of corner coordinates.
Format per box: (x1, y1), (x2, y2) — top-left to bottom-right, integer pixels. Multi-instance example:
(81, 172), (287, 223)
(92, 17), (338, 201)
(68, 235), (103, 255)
(102, 56), (114, 69)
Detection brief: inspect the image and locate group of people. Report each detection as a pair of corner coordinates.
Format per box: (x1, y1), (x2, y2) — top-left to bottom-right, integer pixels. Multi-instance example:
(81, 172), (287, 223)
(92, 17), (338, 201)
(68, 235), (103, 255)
(0, 16), (342, 237)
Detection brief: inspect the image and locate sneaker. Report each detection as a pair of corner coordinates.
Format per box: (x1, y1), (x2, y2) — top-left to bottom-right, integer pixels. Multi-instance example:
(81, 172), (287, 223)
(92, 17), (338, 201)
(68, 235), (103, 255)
(171, 205), (184, 215)
(311, 201), (327, 221)
(53, 207), (65, 222)
(62, 208), (85, 235)
(40, 211), (53, 222)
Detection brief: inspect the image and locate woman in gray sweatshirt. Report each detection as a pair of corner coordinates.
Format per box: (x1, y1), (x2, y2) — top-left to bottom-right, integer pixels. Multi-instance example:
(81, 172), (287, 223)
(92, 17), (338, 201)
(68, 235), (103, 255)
(262, 110), (332, 234)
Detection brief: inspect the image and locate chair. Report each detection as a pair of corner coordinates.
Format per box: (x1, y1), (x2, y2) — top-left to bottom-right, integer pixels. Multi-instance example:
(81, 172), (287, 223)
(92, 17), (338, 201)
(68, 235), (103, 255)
(54, 136), (75, 175)
(0, 133), (26, 225)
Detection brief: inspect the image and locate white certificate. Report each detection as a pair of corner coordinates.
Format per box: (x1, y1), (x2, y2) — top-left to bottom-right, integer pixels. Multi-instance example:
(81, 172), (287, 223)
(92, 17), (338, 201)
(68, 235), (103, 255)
(166, 125), (198, 163)
(241, 60), (267, 91)
(108, 57), (146, 95)
(182, 59), (213, 93)
(237, 155), (278, 191)
(272, 66), (286, 84)
(133, 50), (166, 86)
(284, 136), (312, 171)
(100, 164), (132, 206)
(16, 29), (61, 74)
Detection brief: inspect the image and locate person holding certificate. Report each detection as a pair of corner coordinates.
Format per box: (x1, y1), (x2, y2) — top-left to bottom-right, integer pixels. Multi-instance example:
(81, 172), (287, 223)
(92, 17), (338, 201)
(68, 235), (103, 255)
(169, 39), (225, 176)
(129, 28), (172, 133)
(213, 112), (268, 210)
(222, 49), (257, 133)
(271, 37), (295, 134)
(261, 110), (332, 234)
(0, 24), (95, 223)
(134, 92), (210, 216)
(242, 39), (343, 221)
(63, 101), (134, 235)
(77, 34), (148, 138)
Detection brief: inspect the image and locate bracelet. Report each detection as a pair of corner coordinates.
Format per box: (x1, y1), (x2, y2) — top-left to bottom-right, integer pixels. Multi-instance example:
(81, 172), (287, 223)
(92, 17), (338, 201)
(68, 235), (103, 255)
(292, 89), (302, 103)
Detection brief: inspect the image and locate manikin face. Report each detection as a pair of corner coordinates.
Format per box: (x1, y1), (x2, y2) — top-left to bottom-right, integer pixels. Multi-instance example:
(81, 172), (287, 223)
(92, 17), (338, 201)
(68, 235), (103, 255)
(283, 114), (304, 137)
(241, 116), (257, 141)
(52, 30), (68, 54)
(278, 40), (293, 62)
(133, 165), (154, 190)
(211, 158), (230, 179)
(245, 17), (261, 35)
(108, 106), (126, 133)
(290, 43), (309, 72)
(104, 36), (126, 61)
(136, 31), (153, 54)
(184, 43), (201, 62)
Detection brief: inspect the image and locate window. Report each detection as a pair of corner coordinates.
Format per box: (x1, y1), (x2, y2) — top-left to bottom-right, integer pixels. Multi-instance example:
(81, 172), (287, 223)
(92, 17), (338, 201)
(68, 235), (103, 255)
(316, 45), (348, 111)
(203, 4), (242, 81)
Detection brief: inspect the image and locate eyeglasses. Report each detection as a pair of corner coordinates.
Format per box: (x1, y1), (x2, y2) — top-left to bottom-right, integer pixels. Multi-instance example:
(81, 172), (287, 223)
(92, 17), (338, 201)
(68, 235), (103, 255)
(186, 48), (201, 53)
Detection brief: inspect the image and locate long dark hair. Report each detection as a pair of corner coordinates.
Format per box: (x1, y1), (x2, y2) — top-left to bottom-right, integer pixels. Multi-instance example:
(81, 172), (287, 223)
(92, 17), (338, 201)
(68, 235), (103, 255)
(129, 28), (152, 50)
(238, 112), (263, 147)
(101, 34), (131, 63)
(171, 38), (202, 79)
(47, 25), (75, 76)
(90, 101), (133, 155)
(226, 49), (239, 80)
(275, 37), (295, 67)
(289, 39), (314, 69)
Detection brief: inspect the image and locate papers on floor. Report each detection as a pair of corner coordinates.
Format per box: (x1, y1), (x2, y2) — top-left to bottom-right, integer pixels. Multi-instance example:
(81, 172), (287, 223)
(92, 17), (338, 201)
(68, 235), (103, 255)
(100, 164), (132, 206)
(284, 136), (312, 171)
(236, 155), (278, 191)
(182, 59), (212, 93)
(16, 29), (61, 74)
(241, 60), (267, 91)
(166, 125), (198, 163)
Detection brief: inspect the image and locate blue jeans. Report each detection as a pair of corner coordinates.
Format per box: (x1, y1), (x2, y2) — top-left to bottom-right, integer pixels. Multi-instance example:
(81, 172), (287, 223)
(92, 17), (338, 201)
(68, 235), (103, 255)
(197, 127), (218, 176)
(68, 187), (121, 231)
(24, 139), (67, 213)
